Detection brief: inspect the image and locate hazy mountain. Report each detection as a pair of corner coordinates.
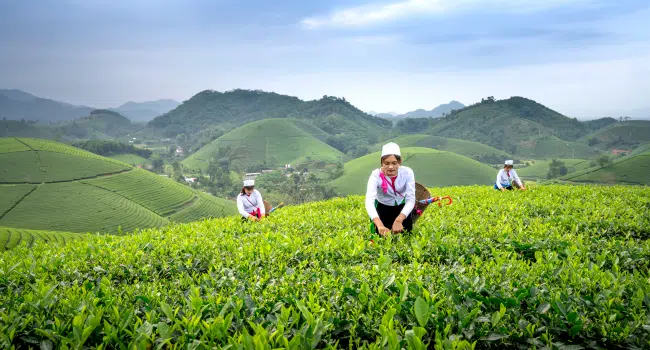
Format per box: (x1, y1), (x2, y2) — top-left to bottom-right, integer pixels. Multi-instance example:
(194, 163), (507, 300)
(110, 99), (181, 122)
(394, 101), (466, 119)
(0, 89), (95, 122)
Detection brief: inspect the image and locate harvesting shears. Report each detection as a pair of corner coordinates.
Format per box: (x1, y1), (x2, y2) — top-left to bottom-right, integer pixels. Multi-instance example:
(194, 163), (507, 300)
(418, 196), (453, 207)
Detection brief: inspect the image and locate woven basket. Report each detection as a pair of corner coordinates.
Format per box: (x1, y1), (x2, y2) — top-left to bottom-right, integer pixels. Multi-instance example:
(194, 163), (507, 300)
(413, 182), (431, 224)
(263, 200), (272, 217)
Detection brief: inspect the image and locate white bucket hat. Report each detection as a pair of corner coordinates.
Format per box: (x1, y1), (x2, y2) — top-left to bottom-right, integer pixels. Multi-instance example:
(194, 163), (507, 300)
(504, 160), (514, 166)
(381, 142), (401, 157)
(243, 179), (254, 187)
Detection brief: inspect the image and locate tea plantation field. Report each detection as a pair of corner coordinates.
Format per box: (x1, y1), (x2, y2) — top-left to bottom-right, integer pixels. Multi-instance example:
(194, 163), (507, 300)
(1, 185), (649, 349)
(0, 137), (237, 238)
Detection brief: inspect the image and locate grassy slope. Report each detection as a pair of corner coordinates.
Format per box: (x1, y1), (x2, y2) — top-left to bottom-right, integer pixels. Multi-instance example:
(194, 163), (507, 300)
(374, 134), (513, 163)
(331, 147), (496, 195)
(0, 137), (237, 235)
(183, 119), (344, 171)
(514, 136), (599, 159)
(517, 159), (593, 179)
(559, 151), (650, 185)
(108, 153), (152, 166)
(580, 120), (650, 146)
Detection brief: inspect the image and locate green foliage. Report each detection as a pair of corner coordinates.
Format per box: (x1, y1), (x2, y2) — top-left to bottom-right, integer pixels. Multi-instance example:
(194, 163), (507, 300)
(332, 147), (496, 195)
(0, 185), (649, 348)
(72, 140), (152, 158)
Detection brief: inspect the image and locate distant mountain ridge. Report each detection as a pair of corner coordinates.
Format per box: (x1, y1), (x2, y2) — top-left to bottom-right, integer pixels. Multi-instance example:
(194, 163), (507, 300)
(109, 99), (180, 122)
(393, 101), (466, 119)
(0, 89), (95, 122)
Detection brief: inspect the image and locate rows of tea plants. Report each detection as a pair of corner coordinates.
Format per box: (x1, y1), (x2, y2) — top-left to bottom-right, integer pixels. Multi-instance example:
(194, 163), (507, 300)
(18, 137), (131, 166)
(0, 184), (36, 217)
(0, 138), (31, 153)
(0, 185), (648, 349)
(0, 182), (168, 233)
(0, 226), (84, 251)
(82, 168), (195, 216)
(169, 192), (237, 223)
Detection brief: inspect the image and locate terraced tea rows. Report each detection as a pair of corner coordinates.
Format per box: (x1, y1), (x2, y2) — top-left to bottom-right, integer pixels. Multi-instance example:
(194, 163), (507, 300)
(0, 182), (169, 233)
(0, 137), (239, 236)
(83, 169), (195, 216)
(169, 192), (236, 223)
(0, 184), (36, 217)
(0, 226), (84, 251)
(1, 185), (648, 348)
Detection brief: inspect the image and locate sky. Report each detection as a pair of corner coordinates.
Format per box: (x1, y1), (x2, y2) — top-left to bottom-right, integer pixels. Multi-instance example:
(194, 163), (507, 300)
(1, 0), (649, 119)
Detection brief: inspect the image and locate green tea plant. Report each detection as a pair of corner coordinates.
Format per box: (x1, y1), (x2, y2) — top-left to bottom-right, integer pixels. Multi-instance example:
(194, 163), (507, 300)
(0, 185), (648, 349)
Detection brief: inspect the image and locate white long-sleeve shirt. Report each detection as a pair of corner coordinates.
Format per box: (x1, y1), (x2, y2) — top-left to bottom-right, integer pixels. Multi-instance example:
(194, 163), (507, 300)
(365, 166), (416, 220)
(236, 190), (265, 218)
(496, 168), (522, 189)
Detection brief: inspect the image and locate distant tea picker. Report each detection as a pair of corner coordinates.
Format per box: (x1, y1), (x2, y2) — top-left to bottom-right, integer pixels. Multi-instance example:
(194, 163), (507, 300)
(495, 160), (527, 191)
(365, 142), (416, 238)
(236, 179), (266, 221)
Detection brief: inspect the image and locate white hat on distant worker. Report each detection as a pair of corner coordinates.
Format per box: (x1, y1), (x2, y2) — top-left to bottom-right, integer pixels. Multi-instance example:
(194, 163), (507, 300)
(243, 179), (254, 187)
(504, 160), (514, 166)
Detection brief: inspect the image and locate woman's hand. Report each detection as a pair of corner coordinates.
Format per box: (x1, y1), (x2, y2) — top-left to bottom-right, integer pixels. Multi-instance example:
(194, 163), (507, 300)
(392, 214), (406, 233)
(248, 215), (259, 222)
(377, 225), (391, 236)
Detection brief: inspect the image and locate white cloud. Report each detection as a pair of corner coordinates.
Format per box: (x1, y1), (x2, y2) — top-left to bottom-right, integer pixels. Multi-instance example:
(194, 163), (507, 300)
(301, 0), (601, 29)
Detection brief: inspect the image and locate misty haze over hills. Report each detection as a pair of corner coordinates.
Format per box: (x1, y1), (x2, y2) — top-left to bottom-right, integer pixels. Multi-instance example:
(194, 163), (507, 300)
(0, 89), (179, 123)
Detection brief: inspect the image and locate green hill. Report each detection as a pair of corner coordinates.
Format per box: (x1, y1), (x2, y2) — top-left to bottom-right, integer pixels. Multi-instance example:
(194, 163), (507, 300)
(517, 159), (592, 179)
(372, 134), (513, 164)
(580, 120), (650, 150)
(0, 137), (237, 234)
(147, 89), (393, 155)
(331, 147), (496, 195)
(514, 136), (600, 159)
(559, 151), (650, 185)
(183, 119), (346, 172)
(395, 97), (602, 157)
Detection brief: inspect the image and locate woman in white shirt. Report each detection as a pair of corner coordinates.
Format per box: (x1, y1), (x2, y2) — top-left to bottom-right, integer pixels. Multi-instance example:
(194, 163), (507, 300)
(494, 160), (527, 191)
(365, 142), (416, 238)
(236, 179), (266, 221)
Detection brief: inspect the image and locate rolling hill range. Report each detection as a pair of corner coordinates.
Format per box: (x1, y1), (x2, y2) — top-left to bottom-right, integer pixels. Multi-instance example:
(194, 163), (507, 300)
(396, 97), (605, 157)
(372, 134), (513, 164)
(331, 147), (496, 195)
(182, 119), (345, 172)
(0, 89), (95, 122)
(558, 150), (650, 185)
(580, 120), (650, 151)
(146, 89), (393, 154)
(0, 137), (237, 234)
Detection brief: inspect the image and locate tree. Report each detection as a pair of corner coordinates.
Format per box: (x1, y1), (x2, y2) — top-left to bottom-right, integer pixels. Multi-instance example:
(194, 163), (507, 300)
(151, 158), (164, 173)
(547, 159), (568, 179)
(588, 137), (600, 146)
(597, 154), (611, 167)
